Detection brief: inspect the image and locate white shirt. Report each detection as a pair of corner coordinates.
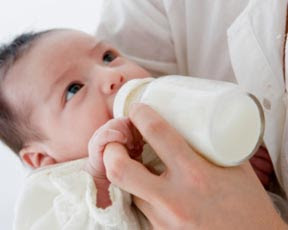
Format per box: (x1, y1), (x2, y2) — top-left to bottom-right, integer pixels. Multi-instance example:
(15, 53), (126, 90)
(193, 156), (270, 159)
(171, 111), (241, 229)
(95, 0), (248, 80)
(227, 0), (288, 194)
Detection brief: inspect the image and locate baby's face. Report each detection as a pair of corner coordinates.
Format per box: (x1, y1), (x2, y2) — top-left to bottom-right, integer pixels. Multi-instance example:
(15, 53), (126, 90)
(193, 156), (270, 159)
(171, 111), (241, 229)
(3, 30), (150, 163)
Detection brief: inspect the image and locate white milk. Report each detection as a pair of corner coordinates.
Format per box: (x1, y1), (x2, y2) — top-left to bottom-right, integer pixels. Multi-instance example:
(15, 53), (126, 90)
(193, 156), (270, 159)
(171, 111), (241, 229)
(113, 75), (264, 166)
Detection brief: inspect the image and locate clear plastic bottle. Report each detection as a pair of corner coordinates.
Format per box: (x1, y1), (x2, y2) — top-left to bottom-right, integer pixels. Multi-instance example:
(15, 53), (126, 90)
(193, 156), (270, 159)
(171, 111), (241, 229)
(113, 75), (264, 166)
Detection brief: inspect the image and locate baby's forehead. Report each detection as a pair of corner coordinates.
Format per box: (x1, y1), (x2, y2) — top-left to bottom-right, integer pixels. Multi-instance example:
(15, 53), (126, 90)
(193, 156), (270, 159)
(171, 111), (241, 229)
(4, 30), (105, 86)
(32, 30), (99, 58)
(3, 31), (98, 103)
(16, 30), (101, 77)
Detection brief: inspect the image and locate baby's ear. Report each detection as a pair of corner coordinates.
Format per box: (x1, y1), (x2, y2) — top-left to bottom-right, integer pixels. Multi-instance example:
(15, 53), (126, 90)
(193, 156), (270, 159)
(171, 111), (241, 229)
(19, 145), (56, 169)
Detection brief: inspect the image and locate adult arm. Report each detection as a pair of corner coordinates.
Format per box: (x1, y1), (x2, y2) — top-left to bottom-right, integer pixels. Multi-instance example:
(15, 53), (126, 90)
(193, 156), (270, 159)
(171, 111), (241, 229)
(103, 103), (287, 229)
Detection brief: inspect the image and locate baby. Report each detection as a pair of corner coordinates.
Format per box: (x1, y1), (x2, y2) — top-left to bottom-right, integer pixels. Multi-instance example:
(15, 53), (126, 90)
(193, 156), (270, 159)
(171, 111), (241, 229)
(0, 29), (274, 228)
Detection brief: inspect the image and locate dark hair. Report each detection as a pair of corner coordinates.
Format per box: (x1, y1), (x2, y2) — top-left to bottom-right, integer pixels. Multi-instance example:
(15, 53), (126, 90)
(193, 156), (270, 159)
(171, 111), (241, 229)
(0, 30), (53, 154)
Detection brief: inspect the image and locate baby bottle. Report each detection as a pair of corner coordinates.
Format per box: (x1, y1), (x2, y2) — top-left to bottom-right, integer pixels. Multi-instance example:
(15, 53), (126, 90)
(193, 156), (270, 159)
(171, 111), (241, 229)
(113, 75), (264, 167)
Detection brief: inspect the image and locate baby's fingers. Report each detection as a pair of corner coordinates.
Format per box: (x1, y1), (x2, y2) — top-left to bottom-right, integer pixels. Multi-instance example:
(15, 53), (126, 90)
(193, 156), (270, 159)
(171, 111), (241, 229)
(87, 129), (127, 177)
(88, 129), (127, 155)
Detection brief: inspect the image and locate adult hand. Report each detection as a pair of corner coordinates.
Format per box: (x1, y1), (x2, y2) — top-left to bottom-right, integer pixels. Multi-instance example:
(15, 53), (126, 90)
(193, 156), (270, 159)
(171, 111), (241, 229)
(103, 104), (286, 229)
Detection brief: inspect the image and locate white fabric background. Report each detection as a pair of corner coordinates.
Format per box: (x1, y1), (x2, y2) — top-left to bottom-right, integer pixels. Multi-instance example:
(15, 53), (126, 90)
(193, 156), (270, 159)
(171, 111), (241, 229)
(0, 0), (103, 228)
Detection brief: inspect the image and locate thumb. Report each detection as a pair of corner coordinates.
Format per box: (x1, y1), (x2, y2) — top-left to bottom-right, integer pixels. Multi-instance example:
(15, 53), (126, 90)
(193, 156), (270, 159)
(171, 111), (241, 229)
(103, 142), (161, 204)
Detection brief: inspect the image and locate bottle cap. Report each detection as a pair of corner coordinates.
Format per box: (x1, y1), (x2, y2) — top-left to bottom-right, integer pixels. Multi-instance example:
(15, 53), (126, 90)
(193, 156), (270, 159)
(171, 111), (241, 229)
(113, 77), (154, 118)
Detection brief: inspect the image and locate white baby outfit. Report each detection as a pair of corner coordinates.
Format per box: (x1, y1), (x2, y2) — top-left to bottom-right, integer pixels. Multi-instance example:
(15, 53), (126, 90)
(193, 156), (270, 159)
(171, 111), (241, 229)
(13, 145), (161, 230)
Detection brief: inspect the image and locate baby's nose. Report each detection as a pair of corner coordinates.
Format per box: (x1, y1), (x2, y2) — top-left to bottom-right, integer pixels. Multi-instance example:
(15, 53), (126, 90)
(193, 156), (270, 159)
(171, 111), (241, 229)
(102, 75), (125, 95)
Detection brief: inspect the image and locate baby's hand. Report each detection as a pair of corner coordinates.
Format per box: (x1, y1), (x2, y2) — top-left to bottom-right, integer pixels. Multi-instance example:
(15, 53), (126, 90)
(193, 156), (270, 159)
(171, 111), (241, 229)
(249, 146), (274, 188)
(84, 117), (144, 208)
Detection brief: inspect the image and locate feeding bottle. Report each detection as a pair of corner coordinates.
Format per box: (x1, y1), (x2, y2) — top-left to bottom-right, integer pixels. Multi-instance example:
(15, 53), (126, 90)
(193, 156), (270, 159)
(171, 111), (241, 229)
(113, 75), (264, 167)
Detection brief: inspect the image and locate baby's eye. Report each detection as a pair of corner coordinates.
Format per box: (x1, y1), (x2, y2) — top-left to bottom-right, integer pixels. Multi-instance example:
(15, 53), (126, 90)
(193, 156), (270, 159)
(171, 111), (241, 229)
(102, 50), (117, 64)
(65, 82), (84, 101)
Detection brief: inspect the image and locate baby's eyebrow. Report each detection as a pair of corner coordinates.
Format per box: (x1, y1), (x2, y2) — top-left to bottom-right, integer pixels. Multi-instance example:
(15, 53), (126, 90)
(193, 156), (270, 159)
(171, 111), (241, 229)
(90, 40), (109, 56)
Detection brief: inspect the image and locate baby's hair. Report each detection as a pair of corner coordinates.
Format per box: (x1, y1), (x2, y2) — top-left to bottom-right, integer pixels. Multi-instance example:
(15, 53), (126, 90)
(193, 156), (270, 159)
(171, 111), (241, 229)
(0, 30), (54, 154)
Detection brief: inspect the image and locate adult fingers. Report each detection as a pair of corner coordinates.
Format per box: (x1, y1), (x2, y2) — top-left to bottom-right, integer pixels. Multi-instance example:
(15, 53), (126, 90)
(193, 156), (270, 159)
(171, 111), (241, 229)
(129, 103), (198, 169)
(103, 142), (163, 203)
(133, 195), (188, 228)
(132, 196), (155, 227)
